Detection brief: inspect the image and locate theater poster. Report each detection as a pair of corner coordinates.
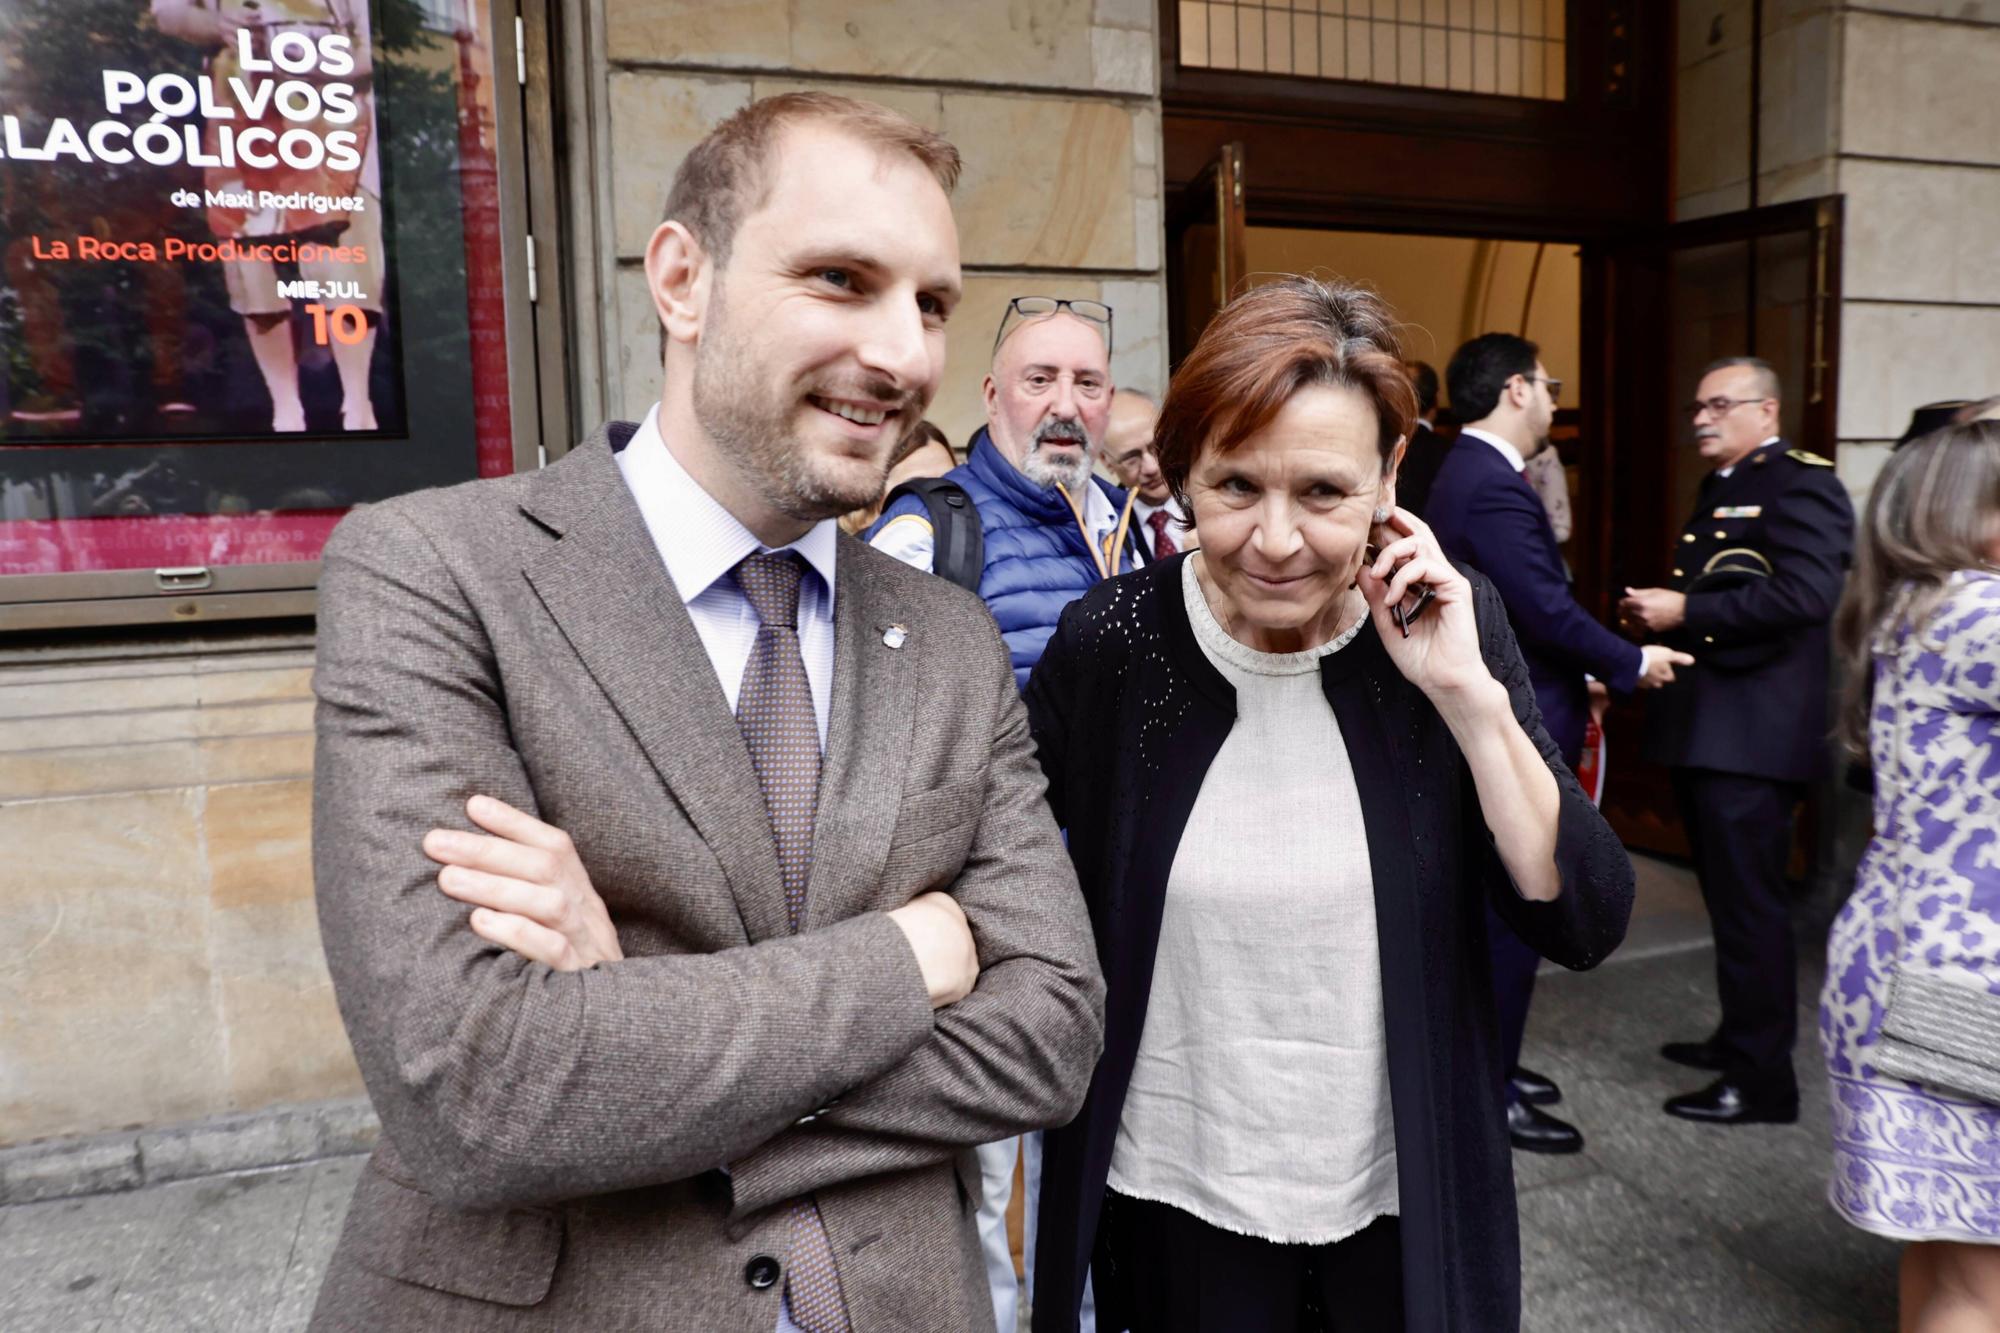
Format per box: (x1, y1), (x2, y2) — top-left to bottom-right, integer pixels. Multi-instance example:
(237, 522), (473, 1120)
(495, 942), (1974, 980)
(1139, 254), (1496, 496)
(0, 0), (513, 585)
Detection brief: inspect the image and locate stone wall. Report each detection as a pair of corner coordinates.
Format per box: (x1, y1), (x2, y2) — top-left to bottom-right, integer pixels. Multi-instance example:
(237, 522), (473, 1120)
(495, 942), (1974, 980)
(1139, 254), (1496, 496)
(0, 636), (359, 1147)
(1833, 4), (2000, 492)
(577, 0), (1170, 450)
(1674, 2), (2000, 500)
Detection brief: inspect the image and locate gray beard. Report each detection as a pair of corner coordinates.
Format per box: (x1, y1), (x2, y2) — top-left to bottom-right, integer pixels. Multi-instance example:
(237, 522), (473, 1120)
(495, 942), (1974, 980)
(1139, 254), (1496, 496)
(1022, 441), (1093, 493)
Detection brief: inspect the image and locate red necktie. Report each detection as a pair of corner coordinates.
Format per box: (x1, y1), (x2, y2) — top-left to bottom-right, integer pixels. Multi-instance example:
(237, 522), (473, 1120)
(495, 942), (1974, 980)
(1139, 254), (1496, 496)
(1148, 508), (1178, 558)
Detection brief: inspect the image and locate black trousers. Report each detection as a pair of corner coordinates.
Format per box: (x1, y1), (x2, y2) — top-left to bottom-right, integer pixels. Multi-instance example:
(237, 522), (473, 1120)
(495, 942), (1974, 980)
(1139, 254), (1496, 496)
(1097, 1192), (1404, 1333)
(1486, 902), (1540, 1100)
(1671, 766), (1804, 1097)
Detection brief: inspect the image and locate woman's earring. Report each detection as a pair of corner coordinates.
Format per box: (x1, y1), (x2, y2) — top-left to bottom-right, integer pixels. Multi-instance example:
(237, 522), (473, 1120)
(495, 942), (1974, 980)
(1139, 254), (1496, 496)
(1372, 505), (1391, 524)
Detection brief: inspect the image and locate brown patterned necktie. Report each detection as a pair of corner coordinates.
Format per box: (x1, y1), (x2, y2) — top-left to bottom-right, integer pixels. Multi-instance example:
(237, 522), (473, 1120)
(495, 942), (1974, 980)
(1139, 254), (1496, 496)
(732, 552), (850, 1333)
(1147, 507), (1178, 558)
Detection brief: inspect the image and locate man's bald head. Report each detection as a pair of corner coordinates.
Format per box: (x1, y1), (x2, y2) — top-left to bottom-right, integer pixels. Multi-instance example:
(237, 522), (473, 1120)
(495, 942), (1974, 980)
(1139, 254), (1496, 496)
(1103, 388), (1168, 504)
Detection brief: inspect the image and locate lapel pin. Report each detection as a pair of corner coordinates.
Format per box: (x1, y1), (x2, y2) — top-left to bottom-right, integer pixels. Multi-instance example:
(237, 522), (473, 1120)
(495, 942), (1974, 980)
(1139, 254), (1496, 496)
(882, 624), (907, 649)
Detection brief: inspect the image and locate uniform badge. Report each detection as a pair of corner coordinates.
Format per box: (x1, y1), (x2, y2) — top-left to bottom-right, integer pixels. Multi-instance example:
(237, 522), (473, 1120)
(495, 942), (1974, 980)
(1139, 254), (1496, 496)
(1712, 506), (1763, 519)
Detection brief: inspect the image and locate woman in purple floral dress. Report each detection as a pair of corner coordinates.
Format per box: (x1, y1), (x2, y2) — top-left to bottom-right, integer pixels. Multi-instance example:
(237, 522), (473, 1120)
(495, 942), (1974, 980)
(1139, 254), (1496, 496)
(1821, 420), (2000, 1327)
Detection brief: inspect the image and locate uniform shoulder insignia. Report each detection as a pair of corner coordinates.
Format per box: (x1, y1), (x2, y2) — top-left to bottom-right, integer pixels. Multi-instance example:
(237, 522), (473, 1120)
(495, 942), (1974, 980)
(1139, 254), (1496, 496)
(1785, 448), (1834, 467)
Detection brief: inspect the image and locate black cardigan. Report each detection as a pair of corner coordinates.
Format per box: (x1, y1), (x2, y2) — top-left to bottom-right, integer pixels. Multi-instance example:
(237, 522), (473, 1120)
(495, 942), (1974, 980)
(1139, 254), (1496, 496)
(1024, 554), (1634, 1333)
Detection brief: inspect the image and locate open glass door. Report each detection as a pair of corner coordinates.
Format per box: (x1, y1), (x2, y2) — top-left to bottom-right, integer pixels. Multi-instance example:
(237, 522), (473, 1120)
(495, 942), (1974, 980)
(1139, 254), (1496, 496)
(1588, 197), (1844, 859)
(1165, 142), (1247, 367)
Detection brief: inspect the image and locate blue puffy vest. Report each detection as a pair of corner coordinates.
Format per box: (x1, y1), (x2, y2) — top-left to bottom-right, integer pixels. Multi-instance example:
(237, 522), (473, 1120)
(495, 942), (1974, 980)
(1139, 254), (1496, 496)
(872, 428), (1139, 689)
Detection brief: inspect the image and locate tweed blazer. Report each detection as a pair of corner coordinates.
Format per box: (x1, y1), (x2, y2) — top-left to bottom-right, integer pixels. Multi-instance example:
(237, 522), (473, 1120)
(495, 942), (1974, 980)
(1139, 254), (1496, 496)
(307, 423), (1106, 1331)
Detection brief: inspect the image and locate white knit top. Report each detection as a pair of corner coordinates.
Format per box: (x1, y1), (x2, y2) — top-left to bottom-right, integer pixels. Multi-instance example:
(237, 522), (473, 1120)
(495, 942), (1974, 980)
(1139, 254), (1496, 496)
(1105, 558), (1399, 1243)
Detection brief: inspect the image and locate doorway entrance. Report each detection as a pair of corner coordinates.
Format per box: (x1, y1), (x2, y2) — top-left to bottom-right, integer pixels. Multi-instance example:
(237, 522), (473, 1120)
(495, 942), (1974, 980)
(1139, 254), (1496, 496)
(1243, 229), (1585, 381)
(1163, 119), (1843, 864)
(1592, 197), (1844, 860)
(1190, 219), (1593, 561)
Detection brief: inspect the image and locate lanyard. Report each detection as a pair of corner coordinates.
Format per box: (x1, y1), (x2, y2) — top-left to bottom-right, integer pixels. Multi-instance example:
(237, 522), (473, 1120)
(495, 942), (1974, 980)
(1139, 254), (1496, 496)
(1055, 481), (1137, 581)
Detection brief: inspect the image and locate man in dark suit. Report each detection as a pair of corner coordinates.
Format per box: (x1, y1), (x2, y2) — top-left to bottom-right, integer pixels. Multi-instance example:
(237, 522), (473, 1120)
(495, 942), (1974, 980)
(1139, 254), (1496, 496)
(1623, 356), (1854, 1126)
(1393, 360), (1448, 517)
(1425, 333), (1689, 1154)
(308, 93), (1105, 1331)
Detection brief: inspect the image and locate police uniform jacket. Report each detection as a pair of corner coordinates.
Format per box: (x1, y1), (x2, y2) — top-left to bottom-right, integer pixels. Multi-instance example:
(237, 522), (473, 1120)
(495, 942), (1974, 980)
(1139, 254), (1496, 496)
(1639, 439), (1854, 783)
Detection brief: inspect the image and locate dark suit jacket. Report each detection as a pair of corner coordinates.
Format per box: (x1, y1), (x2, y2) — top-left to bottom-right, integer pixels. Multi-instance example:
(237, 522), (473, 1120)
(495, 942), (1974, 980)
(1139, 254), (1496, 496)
(1024, 555), (1634, 1333)
(1394, 421), (1449, 518)
(307, 423), (1106, 1330)
(1640, 440), (1855, 783)
(1423, 435), (1642, 765)
(1129, 497), (1158, 566)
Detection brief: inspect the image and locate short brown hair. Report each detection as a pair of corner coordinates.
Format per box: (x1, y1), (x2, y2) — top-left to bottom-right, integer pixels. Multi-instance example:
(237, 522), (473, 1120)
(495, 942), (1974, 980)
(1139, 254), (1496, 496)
(1156, 277), (1413, 510)
(661, 93), (962, 264)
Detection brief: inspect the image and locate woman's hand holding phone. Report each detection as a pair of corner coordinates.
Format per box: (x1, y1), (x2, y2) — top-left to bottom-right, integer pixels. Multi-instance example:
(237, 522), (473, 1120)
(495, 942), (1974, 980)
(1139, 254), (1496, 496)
(1356, 507), (1495, 711)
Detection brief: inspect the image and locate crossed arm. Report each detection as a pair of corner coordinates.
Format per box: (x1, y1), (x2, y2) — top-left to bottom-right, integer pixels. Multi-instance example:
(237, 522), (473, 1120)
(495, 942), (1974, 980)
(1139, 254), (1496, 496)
(430, 795), (979, 1010)
(427, 695), (1106, 1220)
(314, 506), (1103, 1216)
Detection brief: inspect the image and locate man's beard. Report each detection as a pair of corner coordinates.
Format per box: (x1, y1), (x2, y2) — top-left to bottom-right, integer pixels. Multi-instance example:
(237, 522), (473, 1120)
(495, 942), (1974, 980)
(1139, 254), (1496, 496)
(690, 293), (910, 522)
(1020, 419), (1095, 492)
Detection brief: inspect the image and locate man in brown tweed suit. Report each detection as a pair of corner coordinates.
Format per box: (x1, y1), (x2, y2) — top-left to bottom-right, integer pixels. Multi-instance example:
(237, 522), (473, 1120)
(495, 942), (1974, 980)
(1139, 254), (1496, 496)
(307, 93), (1106, 1331)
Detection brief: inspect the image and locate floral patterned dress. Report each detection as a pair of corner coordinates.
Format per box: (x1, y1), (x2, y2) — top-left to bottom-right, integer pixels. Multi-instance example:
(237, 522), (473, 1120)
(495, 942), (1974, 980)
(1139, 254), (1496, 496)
(1821, 570), (2000, 1242)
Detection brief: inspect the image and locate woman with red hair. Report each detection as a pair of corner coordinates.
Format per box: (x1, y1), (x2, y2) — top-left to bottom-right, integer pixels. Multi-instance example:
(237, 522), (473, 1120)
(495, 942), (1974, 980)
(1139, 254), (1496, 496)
(1027, 277), (1634, 1332)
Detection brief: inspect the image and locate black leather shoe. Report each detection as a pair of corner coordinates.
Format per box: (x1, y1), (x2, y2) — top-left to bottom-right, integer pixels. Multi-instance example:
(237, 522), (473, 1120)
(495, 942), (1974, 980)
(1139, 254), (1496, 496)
(1508, 1100), (1584, 1154)
(1662, 1078), (1798, 1125)
(1659, 1037), (1727, 1071)
(1509, 1065), (1562, 1106)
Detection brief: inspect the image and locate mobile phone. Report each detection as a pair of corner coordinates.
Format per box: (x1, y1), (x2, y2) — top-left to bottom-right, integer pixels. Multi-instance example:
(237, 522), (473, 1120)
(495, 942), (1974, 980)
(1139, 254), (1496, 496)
(1364, 538), (1436, 638)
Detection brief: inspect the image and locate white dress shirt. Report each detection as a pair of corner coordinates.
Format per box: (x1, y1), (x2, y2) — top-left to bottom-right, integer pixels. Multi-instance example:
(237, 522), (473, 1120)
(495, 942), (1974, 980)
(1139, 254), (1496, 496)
(614, 406), (837, 746)
(1459, 425), (1527, 474)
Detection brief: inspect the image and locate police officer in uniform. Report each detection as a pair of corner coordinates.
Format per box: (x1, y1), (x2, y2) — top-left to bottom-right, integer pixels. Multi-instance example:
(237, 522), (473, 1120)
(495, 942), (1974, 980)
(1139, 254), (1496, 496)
(1621, 356), (1855, 1126)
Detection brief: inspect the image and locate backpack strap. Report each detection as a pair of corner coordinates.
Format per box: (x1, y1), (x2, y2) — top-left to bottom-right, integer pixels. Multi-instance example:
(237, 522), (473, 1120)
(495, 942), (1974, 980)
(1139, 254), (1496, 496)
(884, 476), (984, 592)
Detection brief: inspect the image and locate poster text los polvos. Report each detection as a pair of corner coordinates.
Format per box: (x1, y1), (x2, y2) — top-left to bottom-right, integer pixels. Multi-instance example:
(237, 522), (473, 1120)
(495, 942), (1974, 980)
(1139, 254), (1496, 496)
(0, 29), (362, 176)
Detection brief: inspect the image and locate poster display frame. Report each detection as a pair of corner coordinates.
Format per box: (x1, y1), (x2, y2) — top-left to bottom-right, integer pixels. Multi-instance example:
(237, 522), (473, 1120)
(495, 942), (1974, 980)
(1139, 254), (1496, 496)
(0, 0), (549, 632)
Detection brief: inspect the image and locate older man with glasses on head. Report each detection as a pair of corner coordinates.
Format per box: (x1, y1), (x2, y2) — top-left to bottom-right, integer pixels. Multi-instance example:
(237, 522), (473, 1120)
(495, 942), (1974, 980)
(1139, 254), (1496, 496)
(1622, 356), (1855, 1130)
(868, 295), (1135, 1331)
(870, 295), (1144, 685)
